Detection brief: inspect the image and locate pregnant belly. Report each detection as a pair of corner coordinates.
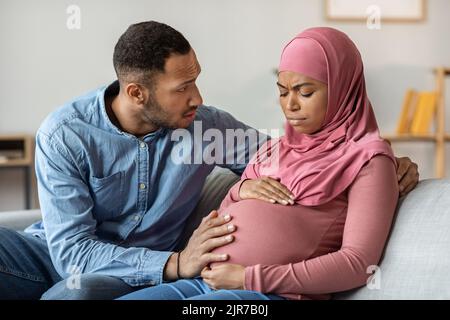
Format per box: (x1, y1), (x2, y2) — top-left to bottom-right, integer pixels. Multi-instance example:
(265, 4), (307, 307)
(211, 199), (334, 267)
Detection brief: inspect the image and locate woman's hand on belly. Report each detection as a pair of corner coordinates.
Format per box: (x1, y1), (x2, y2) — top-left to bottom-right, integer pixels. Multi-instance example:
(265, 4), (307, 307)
(201, 263), (245, 290)
(240, 177), (295, 205)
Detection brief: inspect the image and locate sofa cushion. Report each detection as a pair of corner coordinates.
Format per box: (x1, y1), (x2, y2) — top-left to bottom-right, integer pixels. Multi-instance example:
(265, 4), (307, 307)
(0, 209), (42, 231)
(333, 179), (450, 299)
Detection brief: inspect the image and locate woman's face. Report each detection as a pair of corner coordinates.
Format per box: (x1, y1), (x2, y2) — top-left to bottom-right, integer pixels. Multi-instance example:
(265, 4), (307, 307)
(277, 71), (328, 134)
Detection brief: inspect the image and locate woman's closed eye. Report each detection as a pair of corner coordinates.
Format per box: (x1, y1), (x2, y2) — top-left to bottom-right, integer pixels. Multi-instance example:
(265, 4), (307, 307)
(279, 90), (314, 98)
(299, 91), (314, 97)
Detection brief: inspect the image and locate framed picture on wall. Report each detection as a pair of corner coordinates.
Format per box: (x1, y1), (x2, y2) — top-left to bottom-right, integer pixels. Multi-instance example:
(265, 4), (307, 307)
(325, 0), (426, 22)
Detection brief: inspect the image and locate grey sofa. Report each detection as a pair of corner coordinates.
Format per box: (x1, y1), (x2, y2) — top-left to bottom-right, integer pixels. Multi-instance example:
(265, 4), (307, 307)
(1, 167), (449, 299)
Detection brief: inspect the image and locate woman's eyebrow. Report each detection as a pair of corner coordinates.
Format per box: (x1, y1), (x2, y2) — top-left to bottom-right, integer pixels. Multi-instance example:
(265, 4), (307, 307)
(276, 82), (314, 89)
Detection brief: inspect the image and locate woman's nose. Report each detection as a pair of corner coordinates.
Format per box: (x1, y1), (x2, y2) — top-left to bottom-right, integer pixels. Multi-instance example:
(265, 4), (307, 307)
(286, 92), (301, 111)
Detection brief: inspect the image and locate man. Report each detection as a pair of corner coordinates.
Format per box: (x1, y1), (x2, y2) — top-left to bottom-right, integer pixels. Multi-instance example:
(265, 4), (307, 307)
(0, 21), (419, 300)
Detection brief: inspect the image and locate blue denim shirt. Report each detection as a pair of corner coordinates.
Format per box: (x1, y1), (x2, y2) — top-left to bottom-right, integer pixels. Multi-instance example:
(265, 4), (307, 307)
(25, 81), (267, 287)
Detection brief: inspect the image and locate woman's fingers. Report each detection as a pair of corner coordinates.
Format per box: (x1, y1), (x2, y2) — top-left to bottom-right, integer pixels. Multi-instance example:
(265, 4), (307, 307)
(253, 191), (277, 204)
(262, 178), (295, 204)
(201, 266), (211, 279)
(256, 189), (289, 205)
(261, 188), (290, 205)
(240, 177), (296, 205)
(267, 178), (295, 199)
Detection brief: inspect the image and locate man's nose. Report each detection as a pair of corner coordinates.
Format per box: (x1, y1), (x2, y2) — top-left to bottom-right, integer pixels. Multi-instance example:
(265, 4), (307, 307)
(190, 85), (203, 107)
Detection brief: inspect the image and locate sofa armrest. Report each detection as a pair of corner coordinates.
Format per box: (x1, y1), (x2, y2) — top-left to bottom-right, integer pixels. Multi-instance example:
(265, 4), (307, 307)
(333, 179), (450, 300)
(0, 209), (42, 231)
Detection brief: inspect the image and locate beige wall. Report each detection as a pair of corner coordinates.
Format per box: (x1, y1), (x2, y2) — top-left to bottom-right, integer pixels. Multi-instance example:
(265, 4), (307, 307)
(1, 0), (449, 210)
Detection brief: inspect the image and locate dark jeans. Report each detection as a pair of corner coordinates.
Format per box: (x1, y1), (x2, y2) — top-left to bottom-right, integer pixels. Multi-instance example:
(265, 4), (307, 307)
(0, 227), (138, 300)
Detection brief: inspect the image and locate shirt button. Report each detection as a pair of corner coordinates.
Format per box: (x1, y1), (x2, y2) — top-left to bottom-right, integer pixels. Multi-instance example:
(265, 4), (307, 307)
(134, 215), (140, 221)
(149, 281), (155, 286)
(139, 183), (146, 190)
(140, 142), (146, 148)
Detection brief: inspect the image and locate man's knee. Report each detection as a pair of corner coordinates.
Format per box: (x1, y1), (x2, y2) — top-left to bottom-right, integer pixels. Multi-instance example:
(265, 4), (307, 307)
(41, 274), (135, 300)
(0, 227), (54, 299)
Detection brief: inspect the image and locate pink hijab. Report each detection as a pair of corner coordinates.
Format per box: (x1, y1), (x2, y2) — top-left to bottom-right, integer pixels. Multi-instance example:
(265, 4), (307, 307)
(245, 27), (396, 206)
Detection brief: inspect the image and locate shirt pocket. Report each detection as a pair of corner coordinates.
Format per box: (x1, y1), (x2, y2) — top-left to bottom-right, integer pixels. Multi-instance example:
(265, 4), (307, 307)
(89, 171), (125, 221)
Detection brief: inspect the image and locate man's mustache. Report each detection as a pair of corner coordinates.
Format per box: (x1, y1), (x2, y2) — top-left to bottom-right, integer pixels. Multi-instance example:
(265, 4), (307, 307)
(184, 107), (198, 115)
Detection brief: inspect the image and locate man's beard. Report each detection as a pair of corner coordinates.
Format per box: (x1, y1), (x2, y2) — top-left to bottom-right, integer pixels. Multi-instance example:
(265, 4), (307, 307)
(143, 94), (178, 130)
(144, 94), (197, 130)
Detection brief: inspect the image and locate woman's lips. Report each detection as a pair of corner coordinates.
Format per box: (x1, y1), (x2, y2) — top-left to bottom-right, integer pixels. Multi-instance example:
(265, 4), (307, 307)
(288, 118), (307, 126)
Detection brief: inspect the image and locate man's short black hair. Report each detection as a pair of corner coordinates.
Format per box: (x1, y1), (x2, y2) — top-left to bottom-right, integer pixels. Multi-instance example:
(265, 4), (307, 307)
(113, 21), (191, 85)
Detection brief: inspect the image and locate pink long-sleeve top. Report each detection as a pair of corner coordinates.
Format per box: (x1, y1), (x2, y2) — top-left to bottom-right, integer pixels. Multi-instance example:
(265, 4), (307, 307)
(212, 155), (398, 300)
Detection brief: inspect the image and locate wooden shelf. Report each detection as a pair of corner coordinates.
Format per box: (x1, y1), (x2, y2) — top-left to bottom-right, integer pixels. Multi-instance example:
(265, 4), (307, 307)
(384, 67), (450, 178)
(0, 135), (33, 167)
(384, 134), (450, 142)
(0, 159), (34, 167)
(383, 134), (437, 142)
(0, 134), (35, 209)
(434, 67), (450, 75)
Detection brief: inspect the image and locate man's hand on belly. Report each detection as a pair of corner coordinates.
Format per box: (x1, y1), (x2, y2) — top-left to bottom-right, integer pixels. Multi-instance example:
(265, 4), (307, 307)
(177, 210), (236, 279)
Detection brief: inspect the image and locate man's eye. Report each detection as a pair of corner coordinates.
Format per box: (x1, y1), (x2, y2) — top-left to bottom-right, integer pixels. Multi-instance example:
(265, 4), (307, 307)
(300, 92), (313, 97)
(177, 87), (187, 92)
(279, 92), (288, 97)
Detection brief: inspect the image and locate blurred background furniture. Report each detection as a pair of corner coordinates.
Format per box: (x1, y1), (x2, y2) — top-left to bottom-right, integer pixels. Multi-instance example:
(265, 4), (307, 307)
(383, 67), (450, 178)
(0, 135), (34, 209)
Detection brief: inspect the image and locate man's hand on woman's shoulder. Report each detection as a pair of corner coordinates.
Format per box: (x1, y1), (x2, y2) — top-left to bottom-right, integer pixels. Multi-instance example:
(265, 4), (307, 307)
(395, 156), (419, 197)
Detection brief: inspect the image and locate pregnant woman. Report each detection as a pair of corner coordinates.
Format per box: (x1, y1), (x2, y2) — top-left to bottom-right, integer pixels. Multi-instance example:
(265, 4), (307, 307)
(118, 27), (399, 300)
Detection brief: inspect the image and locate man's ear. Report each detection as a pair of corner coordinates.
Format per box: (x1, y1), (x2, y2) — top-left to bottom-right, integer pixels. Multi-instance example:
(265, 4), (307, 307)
(125, 83), (145, 105)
